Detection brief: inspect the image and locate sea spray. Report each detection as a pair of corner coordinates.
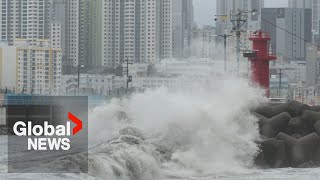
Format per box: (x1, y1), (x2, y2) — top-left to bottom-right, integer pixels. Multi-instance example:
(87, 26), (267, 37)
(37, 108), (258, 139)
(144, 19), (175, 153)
(87, 76), (266, 179)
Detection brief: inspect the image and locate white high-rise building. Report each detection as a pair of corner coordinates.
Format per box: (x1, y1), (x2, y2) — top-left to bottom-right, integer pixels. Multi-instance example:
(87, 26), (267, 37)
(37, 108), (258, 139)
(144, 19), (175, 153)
(50, 0), (67, 56)
(160, 0), (173, 59)
(92, 0), (177, 68)
(50, 23), (62, 49)
(0, 0), (51, 45)
(15, 39), (62, 95)
(98, 0), (160, 67)
(0, 0), (9, 42)
(145, 0), (159, 63)
(66, 0), (80, 67)
(65, 0), (100, 69)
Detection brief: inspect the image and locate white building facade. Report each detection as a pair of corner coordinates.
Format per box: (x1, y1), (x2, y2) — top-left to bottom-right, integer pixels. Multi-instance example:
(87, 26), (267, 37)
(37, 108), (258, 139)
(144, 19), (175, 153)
(99, 0), (163, 67)
(0, 0), (51, 45)
(16, 39), (62, 95)
(62, 74), (126, 95)
(66, 0), (80, 66)
(93, 0), (192, 68)
(50, 23), (62, 49)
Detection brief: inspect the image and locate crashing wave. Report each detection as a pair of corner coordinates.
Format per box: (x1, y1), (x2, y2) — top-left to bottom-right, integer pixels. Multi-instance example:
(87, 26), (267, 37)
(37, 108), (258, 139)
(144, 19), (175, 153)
(46, 77), (265, 179)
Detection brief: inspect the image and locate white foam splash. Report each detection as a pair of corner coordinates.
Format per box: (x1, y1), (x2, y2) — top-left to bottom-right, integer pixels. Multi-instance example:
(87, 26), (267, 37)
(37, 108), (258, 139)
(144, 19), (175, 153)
(88, 76), (266, 179)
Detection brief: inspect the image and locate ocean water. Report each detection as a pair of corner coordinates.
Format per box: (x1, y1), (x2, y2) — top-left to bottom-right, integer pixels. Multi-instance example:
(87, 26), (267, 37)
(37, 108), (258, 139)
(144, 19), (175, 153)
(1, 77), (320, 179)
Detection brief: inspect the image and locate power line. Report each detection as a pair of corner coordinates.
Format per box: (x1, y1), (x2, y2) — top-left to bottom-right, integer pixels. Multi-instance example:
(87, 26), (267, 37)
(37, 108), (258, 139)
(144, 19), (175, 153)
(239, 18), (316, 53)
(262, 18), (319, 48)
(239, 40), (250, 50)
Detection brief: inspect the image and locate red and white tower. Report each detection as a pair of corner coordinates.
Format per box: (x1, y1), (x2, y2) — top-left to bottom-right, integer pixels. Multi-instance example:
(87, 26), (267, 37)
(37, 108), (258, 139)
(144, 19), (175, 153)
(247, 30), (277, 97)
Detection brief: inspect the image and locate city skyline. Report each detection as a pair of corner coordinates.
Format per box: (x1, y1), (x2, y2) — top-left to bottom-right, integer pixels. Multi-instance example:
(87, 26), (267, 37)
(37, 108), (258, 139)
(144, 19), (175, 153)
(2, 1), (320, 179)
(0, 0), (318, 102)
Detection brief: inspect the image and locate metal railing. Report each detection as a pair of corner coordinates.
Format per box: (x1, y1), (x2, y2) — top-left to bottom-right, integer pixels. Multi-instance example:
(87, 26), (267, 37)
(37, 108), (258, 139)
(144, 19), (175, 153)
(249, 31), (271, 38)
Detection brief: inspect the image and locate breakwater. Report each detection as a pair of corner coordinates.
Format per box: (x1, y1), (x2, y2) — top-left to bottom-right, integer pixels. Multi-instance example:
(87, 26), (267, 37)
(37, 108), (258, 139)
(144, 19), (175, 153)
(254, 101), (320, 168)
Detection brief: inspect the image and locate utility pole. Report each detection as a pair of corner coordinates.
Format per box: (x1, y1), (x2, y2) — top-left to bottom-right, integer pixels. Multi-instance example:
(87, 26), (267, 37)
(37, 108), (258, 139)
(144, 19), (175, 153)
(230, 10), (249, 75)
(202, 31), (206, 58)
(277, 67), (294, 89)
(216, 9), (258, 75)
(279, 69), (282, 89)
(124, 58), (133, 94)
(213, 34), (234, 72)
(223, 34), (228, 72)
(77, 63), (84, 95)
(77, 62), (80, 93)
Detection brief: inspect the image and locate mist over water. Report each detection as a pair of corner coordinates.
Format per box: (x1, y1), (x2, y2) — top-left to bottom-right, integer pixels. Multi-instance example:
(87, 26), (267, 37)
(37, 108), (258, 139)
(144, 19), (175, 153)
(88, 76), (266, 179)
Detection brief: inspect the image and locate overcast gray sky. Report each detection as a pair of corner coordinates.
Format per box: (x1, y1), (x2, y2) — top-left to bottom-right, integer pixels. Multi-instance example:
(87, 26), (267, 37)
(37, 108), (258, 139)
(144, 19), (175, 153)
(194, 0), (289, 27)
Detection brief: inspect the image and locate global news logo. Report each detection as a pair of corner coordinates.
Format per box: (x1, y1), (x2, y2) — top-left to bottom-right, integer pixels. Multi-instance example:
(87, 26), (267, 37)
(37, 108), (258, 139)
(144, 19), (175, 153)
(12, 112), (82, 151)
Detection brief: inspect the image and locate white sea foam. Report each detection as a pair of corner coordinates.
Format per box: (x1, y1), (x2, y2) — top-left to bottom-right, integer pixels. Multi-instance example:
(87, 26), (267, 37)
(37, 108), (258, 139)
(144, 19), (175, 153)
(87, 76), (266, 179)
(0, 75), (267, 180)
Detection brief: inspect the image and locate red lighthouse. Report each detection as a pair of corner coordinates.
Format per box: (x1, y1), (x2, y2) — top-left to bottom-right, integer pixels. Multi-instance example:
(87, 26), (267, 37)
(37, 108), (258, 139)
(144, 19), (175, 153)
(246, 30), (277, 97)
